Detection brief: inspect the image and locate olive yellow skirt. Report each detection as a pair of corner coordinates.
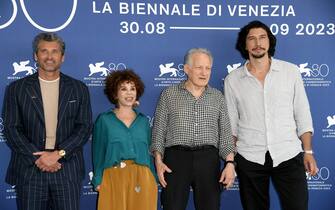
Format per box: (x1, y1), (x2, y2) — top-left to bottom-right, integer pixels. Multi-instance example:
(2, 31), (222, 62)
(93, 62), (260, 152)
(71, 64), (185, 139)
(98, 160), (157, 210)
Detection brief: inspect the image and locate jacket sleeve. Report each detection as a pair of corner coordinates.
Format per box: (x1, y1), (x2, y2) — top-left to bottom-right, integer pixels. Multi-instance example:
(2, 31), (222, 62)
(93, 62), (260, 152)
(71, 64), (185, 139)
(57, 83), (93, 158)
(2, 84), (39, 166)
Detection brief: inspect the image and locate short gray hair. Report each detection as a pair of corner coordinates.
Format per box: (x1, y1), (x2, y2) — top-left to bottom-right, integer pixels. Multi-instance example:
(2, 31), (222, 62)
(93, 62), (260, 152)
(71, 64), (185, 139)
(184, 48), (213, 66)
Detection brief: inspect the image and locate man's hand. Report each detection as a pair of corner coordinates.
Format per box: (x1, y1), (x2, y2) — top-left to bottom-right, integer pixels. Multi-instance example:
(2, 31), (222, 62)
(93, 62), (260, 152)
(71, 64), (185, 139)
(35, 161), (62, 172)
(219, 164), (236, 189)
(304, 153), (318, 176)
(154, 152), (172, 188)
(33, 151), (62, 172)
(300, 132), (318, 176)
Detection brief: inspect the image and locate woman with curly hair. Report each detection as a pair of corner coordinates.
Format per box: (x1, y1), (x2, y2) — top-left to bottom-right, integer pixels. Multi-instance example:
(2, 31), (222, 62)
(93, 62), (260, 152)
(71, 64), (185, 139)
(92, 69), (157, 210)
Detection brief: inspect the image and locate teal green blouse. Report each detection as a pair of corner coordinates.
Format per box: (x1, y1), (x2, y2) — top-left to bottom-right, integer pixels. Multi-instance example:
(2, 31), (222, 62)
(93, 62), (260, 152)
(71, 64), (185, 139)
(92, 109), (155, 188)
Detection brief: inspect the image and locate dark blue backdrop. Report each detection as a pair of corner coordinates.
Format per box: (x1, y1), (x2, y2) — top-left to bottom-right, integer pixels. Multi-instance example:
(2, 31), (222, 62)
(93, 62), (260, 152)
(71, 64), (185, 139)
(1, 0), (334, 209)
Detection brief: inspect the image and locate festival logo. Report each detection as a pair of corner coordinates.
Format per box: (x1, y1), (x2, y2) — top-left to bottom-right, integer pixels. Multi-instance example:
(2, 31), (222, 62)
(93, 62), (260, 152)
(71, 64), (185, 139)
(0, 117), (5, 143)
(88, 171), (94, 185)
(0, 0), (18, 30)
(146, 115), (154, 127)
(154, 62), (185, 87)
(5, 185), (16, 200)
(0, 0), (77, 32)
(88, 62), (110, 77)
(298, 63), (312, 77)
(158, 63), (185, 77)
(298, 62), (332, 88)
(7, 59), (36, 81)
(227, 63), (241, 74)
(326, 115), (335, 128)
(12, 60), (36, 76)
(322, 114), (335, 139)
(82, 171), (97, 196)
(84, 61), (126, 87)
(306, 166), (332, 191)
(222, 62), (242, 88)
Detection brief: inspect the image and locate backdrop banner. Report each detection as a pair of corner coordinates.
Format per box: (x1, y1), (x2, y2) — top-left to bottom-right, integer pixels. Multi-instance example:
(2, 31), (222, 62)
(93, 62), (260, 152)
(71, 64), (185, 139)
(0, 1), (334, 209)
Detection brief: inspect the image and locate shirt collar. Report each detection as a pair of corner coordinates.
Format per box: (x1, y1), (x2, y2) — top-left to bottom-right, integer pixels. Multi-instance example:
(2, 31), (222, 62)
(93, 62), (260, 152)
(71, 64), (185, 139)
(106, 108), (141, 117)
(269, 58), (281, 72)
(240, 57), (280, 79)
(178, 80), (215, 94)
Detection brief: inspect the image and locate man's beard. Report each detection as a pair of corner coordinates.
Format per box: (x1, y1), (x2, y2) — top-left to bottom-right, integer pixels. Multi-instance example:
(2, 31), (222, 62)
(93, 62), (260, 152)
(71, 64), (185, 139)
(251, 52), (266, 59)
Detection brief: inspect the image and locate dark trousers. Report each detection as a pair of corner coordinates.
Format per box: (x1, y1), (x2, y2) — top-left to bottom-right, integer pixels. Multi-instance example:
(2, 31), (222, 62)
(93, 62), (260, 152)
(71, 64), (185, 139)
(235, 152), (308, 210)
(161, 145), (221, 210)
(16, 172), (81, 210)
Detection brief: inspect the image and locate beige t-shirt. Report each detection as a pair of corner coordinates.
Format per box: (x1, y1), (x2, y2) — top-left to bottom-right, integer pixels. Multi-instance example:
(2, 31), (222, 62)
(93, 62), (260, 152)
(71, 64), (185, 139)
(39, 77), (60, 150)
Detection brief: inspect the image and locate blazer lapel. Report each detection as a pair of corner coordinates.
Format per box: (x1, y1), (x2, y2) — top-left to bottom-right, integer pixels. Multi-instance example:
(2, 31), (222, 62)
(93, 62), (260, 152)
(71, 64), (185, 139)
(25, 73), (45, 123)
(57, 73), (74, 126)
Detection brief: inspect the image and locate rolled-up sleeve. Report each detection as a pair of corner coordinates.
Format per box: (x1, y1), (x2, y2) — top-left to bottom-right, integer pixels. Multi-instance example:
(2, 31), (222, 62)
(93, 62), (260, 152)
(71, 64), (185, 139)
(224, 76), (239, 137)
(293, 68), (314, 137)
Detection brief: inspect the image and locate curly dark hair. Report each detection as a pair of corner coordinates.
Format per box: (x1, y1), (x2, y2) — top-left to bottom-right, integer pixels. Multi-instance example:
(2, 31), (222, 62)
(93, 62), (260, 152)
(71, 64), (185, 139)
(236, 20), (276, 60)
(104, 69), (145, 105)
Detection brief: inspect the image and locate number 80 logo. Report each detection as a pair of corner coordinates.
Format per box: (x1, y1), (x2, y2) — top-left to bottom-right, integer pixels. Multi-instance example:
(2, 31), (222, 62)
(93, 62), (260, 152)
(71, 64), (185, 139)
(306, 167), (330, 181)
(0, 0), (77, 32)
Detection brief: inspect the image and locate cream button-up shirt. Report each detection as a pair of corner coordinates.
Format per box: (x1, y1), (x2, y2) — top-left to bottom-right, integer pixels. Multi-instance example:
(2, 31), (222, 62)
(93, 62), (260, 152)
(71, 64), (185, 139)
(224, 58), (313, 167)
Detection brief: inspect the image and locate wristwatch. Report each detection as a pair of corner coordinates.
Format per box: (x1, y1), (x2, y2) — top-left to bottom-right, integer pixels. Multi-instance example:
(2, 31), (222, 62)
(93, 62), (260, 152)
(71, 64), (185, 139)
(225, 160), (237, 168)
(58, 149), (66, 157)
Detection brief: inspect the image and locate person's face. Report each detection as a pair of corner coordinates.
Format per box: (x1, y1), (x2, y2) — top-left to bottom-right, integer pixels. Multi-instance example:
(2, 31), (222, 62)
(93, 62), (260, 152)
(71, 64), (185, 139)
(35, 40), (64, 73)
(245, 27), (270, 59)
(184, 52), (212, 88)
(116, 81), (137, 108)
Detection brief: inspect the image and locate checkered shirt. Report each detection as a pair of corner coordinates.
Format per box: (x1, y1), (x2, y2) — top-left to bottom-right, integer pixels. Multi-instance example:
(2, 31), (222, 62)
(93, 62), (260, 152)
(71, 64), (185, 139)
(150, 81), (234, 159)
